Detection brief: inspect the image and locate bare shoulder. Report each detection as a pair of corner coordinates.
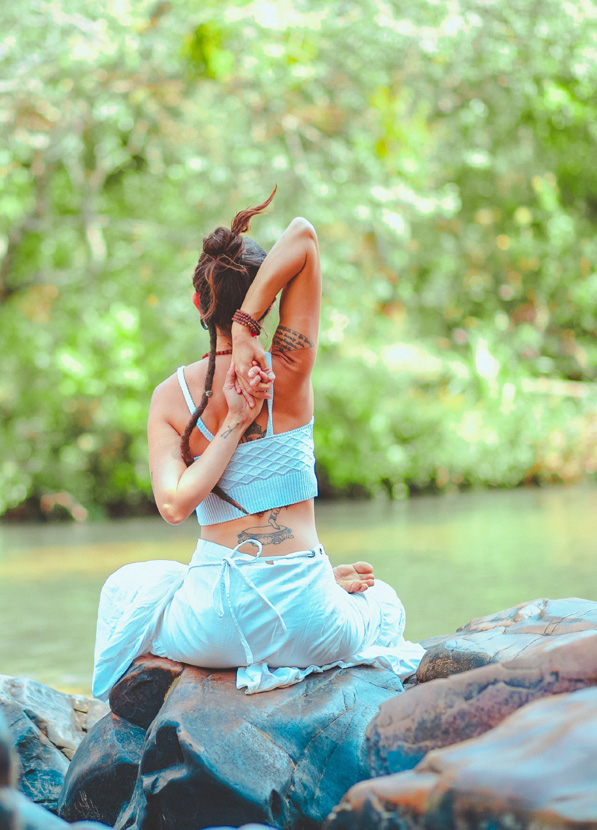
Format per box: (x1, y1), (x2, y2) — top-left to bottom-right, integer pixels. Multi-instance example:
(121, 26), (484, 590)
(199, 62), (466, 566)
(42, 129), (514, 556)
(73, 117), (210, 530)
(150, 372), (180, 412)
(151, 360), (205, 406)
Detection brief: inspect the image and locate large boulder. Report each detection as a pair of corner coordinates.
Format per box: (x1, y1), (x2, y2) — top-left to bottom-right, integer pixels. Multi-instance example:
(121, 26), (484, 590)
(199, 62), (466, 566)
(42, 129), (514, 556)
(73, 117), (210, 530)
(417, 596), (597, 682)
(0, 675), (108, 813)
(0, 708), (15, 789)
(109, 653), (184, 729)
(0, 707), (17, 830)
(58, 713), (146, 826)
(59, 656), (404, 830)
(0, 701), (69, 814)
(0, 708), (108, 830)
(326, 686), (597, 829)
(0, 676), (107, 761)
(367, 628), (597, 776)
(59, 655), (182, 825)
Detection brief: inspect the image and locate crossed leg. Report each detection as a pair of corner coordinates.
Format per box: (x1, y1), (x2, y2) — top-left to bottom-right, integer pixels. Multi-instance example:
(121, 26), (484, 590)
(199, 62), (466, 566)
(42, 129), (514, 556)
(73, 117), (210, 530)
(333, 561), (375, 594)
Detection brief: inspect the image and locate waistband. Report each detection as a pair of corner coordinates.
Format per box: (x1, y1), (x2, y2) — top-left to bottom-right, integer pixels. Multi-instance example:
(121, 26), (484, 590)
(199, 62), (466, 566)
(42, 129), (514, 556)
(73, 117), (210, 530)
(189, 538), (325, 567)
(188, 537), (325, 665)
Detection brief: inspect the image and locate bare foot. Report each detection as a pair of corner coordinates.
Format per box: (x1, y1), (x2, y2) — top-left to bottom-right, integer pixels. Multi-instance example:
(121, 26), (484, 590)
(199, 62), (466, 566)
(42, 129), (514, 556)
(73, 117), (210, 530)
(333, 561), (375, 594)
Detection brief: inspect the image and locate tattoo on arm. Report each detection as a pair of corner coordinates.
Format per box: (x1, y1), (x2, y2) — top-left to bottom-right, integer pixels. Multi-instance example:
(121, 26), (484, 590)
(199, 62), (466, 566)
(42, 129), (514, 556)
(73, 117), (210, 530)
(272, 325), (314, 355)
(221, 420), (241, 439)
(236, 507), (294, 548)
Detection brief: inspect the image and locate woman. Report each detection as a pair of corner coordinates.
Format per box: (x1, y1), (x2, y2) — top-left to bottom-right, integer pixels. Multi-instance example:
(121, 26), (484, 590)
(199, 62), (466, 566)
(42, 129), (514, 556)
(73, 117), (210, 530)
(92, 191), (424, 700)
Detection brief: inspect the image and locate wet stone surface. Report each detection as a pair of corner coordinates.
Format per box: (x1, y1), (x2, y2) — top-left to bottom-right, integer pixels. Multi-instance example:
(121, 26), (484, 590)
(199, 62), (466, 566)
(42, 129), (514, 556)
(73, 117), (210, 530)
(326, 687), (597, 830)
(60, 656), (404, 830)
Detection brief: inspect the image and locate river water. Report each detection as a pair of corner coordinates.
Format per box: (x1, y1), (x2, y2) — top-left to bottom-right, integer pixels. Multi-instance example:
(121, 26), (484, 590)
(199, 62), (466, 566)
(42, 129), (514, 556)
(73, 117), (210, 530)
(0, 485), (595, 695)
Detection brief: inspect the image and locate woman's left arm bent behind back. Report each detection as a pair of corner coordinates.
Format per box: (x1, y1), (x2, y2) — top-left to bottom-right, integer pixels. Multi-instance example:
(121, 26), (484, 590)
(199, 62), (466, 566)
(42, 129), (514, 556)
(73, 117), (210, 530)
(148, 363), (265, 524)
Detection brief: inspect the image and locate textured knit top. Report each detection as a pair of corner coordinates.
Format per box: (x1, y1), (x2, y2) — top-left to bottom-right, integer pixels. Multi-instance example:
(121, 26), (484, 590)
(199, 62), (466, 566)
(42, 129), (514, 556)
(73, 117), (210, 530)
(177, 353), (318, 525)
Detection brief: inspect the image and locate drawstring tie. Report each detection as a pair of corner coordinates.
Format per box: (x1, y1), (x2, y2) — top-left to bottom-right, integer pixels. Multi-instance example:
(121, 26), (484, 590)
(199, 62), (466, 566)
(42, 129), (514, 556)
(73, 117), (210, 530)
(211, 539), (287, 664)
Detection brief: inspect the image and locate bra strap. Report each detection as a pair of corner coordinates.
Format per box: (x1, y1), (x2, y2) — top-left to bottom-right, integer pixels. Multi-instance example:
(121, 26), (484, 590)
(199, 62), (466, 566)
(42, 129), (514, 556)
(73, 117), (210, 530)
(176, 366), (195, 414)
(176, 366), (214, 441)
(265, 352), (274, 438)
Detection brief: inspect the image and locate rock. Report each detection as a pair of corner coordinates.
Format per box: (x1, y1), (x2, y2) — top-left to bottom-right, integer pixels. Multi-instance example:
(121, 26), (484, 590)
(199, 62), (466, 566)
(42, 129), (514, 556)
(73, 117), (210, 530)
(418, 596), (597, 682)
(367, 628), (597, 776)
(109, 653), (184, 729)
(0, 675), (84, 759)
(0, 708), (17, 830)
(0, 707), (109, 830)
(0, 790), (18, 830)
(0, 676), (109, 811)
(0, 676), (108, 762)
(326, 686), (597, 830)
(9, 790), (110, 829)
(0, 710), (14, 790)
(70, 695), (111, 744)
(58, 713), (145, 826)
(0, 700), (69, 812)
(60, 658), (404, 830)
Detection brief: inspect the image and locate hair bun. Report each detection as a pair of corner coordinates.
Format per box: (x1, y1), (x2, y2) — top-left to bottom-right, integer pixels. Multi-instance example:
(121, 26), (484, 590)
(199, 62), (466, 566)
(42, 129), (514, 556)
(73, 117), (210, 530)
(202, 226), (238, 257)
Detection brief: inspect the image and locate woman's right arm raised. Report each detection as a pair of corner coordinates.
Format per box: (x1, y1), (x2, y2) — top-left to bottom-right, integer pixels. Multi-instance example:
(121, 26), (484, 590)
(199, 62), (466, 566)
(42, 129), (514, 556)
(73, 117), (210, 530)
(232, 217), (321, 396)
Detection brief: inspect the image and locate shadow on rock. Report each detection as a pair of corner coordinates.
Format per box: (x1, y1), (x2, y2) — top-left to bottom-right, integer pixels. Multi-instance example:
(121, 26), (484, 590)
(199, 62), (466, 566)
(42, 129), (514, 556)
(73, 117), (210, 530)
(59, 656), (405, 830)
(326, 686), (597, 830)
(0, 706), (109, 830)
(368, 622), (597, 776)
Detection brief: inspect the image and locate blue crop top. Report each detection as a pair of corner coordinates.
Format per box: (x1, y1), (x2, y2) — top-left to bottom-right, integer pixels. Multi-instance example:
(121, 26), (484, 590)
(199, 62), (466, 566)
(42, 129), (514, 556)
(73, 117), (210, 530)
(177, 354), (318, 525)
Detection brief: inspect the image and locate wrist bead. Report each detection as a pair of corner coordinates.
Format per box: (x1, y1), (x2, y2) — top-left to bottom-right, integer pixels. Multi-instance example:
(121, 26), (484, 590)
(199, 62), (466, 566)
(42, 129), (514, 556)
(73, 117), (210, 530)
(232, 309), (261, 336)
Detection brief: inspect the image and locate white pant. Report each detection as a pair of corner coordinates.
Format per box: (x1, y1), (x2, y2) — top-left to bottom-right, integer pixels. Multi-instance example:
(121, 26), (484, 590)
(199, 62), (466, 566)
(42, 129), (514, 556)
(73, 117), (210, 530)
(92, 539), (425, 700)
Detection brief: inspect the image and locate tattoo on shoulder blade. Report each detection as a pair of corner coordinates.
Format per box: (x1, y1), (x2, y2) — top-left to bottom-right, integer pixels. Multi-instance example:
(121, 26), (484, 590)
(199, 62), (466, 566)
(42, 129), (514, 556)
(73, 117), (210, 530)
(240, 421), (266, 443)
(236, 507), (294, 547)
(272, 325), (314, 355)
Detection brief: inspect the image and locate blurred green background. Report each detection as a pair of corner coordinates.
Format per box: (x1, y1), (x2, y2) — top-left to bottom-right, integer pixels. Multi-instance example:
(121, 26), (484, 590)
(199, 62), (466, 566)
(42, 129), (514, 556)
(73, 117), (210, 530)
(1, 0), (597, 520)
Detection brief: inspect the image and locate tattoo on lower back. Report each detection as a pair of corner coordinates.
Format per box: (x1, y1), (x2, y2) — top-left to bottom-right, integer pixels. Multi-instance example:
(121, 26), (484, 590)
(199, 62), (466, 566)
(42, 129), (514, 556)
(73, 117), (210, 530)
(272, 325), (314, 355)
(236, 507), (294, 547)
(240, 421), (266, 443)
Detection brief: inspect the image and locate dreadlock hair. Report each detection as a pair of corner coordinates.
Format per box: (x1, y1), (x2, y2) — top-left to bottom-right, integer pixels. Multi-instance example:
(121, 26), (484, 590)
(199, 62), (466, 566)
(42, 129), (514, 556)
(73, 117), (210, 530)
(180, 186), (277, 513)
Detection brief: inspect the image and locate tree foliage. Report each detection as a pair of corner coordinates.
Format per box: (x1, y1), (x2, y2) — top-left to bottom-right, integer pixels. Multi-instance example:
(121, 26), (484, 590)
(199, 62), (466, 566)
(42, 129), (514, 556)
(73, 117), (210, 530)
(1, 0), (597, 517)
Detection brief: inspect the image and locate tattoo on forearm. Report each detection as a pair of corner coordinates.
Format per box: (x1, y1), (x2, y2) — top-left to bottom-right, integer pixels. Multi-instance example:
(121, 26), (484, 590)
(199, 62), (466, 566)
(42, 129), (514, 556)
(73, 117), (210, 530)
(221, 420), (241, 439)
(240, 421), (266, 443)
(236, 507), (294, 547)
(272, 325), (314, 355)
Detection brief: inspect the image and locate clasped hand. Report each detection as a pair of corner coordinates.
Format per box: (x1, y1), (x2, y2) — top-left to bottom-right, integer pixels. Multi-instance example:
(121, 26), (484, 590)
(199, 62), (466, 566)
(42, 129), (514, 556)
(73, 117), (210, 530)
(231, 335), (275, 410)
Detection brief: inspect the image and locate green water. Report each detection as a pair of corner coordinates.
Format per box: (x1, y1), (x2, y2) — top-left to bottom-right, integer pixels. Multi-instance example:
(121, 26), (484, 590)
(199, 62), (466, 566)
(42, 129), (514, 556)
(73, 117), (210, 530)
(1, 486), (595, 695)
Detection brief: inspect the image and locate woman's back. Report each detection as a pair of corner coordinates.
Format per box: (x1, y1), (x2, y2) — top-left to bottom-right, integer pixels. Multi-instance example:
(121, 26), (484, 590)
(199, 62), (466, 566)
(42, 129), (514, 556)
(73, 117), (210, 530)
(171, 350), (319, 552)
(169, 348), (314, 451)
(148, 214), (322, 554)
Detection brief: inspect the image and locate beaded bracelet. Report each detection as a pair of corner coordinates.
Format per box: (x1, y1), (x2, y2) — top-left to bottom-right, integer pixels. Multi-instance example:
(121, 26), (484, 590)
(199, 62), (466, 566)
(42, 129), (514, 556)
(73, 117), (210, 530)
(232, 309), (261, 336)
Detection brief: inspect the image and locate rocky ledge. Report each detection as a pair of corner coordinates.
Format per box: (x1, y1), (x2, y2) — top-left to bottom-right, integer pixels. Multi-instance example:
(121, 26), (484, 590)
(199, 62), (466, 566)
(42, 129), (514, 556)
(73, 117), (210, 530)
(326, 596), (597, 829)
(0, 704), (108, 830)
(0, 674), (108, 814)
(2, 596), (597, 830)
(326, 686), (597, 830)
(59, 659), (404, 830)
